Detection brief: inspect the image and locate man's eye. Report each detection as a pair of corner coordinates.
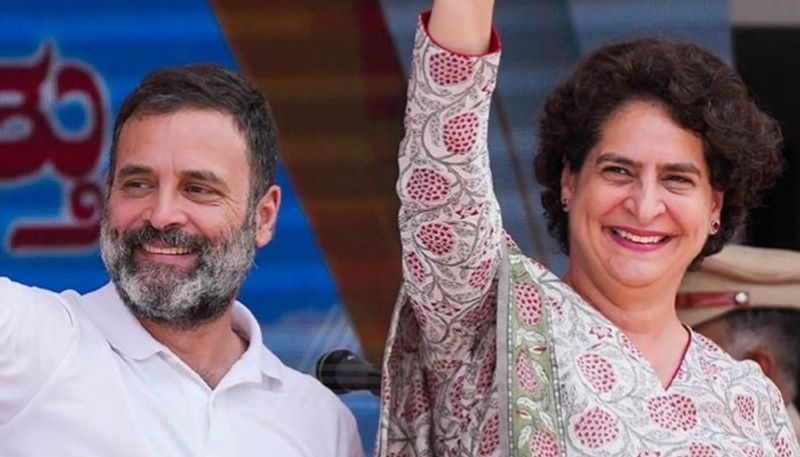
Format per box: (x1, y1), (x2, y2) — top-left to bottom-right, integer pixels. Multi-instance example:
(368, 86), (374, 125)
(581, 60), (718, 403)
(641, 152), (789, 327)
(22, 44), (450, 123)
(185, 185), (213, 195)
(121, 180), (150, 190)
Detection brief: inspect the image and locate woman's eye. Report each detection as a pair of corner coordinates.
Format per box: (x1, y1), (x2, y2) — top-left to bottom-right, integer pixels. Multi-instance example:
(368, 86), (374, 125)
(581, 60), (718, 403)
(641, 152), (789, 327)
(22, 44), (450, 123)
(602, 166), (632, 177)
(666, 175), (694, 186)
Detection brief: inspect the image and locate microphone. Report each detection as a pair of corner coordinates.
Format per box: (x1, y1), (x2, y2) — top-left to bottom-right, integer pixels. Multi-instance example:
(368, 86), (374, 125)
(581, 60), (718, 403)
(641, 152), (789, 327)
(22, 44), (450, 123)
(315, 349), (381, 396)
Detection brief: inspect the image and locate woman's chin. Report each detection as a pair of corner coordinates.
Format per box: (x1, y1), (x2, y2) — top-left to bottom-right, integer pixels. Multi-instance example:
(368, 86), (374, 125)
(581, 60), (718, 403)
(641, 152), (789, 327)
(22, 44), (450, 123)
(604, 262), (677, 290)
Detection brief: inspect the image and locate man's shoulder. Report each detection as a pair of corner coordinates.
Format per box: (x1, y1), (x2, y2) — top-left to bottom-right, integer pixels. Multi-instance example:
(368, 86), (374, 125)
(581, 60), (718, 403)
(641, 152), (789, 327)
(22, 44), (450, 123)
(268, 351), (342, 399)
(258, 345), (354, 416)
(1, 277), (50, 296)
(0, 277), (81, 310)
(252, 346), (364, 455)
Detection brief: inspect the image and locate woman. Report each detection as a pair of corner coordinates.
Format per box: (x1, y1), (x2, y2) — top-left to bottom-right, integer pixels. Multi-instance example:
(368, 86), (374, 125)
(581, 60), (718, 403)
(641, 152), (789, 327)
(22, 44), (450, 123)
(377, 0), (798, 455)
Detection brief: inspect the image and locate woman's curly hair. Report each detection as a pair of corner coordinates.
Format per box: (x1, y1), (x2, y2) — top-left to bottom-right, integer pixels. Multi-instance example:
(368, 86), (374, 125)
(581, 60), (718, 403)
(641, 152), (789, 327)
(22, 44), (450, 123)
(533, 38), (783, 268)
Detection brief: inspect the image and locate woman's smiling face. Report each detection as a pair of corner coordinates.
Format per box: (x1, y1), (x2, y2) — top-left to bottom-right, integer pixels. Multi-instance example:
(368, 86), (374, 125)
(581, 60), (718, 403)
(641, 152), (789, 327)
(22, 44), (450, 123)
(562, 99), (723, 292)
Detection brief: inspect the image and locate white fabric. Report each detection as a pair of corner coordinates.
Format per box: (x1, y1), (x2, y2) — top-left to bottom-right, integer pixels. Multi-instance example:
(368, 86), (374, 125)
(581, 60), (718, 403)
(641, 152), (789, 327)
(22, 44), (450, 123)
(0, 277), (364, 457)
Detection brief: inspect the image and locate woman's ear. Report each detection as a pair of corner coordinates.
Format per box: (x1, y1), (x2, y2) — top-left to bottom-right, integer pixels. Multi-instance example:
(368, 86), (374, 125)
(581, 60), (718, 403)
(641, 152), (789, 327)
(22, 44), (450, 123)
(560, 161), (575, 205)
(710, 189), (724, 224)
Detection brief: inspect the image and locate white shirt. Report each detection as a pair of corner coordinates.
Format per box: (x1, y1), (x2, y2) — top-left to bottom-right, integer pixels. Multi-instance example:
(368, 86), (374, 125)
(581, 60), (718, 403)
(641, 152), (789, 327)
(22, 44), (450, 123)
(0, 277), (364, 457)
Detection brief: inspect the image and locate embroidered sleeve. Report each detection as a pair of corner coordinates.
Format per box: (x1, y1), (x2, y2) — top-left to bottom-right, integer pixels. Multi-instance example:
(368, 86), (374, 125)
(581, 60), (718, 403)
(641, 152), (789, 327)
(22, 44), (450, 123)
(397, 14), (502, 348)
(764, 381), (800, 454)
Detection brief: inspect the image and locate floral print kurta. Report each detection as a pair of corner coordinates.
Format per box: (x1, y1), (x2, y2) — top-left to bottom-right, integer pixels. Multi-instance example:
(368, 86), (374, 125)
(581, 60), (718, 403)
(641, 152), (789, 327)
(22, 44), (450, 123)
(377, 14), (800, 457)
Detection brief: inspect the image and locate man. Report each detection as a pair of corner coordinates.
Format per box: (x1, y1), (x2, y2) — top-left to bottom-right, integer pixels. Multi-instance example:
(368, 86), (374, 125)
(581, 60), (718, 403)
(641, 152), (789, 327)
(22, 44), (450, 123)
(0, 64), (363, 456)
(678, 244), (800, 441)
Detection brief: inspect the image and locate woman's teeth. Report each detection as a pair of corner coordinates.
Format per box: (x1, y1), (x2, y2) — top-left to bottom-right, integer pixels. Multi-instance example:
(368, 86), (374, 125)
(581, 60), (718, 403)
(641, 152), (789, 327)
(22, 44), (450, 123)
(612, 228), (665, 244)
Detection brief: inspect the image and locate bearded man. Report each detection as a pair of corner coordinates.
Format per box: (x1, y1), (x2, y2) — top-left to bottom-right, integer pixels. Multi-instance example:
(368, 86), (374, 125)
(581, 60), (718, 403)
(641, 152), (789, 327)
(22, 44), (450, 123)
(0, 64), (363, 457)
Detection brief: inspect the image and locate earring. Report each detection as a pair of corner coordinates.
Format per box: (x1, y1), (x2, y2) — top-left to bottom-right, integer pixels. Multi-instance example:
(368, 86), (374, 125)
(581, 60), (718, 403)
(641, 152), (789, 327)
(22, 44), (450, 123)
(561, 197), (570, 211)
(710, 219), (720, 234)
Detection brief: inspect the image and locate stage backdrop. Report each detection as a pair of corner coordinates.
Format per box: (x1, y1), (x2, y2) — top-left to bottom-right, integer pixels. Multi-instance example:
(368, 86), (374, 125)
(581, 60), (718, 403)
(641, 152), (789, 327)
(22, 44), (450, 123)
(0, 1), (734, 455)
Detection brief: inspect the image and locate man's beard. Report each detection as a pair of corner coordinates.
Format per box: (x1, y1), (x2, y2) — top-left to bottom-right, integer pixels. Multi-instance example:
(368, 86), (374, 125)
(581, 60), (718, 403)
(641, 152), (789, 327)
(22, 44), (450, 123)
(99, 214), (257, 329)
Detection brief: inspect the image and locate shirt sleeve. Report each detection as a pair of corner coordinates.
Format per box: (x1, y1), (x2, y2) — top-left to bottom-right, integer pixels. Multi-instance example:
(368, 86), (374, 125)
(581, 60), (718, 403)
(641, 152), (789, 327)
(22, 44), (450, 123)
(336, 402), (365, 457)
(396, 13), (503, 349)
(0, 277), (74, 426)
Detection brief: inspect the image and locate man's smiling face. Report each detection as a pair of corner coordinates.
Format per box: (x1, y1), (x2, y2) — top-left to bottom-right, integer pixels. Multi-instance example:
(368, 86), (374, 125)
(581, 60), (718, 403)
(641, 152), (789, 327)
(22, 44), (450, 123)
(100, 108), (277, 327)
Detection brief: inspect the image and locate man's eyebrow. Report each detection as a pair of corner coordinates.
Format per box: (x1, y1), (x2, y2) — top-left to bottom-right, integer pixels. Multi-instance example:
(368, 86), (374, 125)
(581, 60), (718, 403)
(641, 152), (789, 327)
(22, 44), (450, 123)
(182, 170), (226, 185)
(116, 164), (152, 179)
(115, 166), (230, 190)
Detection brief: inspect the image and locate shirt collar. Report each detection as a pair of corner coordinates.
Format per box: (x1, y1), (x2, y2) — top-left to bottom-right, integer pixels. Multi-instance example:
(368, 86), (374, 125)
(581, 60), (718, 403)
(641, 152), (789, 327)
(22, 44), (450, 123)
(79, 282), (285, 383)
(80, 283), (164, 360)
(230, 297), (285, 383)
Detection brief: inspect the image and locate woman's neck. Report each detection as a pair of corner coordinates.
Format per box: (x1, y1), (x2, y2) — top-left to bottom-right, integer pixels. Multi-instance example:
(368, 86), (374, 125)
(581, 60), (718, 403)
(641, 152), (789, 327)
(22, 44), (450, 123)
(563, 266), (680, 334)
(563, 267), (691, 387)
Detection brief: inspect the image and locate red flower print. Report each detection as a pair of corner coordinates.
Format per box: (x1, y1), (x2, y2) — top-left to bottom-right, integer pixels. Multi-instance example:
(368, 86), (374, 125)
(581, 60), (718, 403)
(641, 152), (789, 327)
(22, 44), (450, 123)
(515, 351), (540, 394)
(775, 436), (795, 457)
(475, 340), (496, 394)
(515, 283), (543, 326)
(406, 168), (450, 203)
(461, 287), (496, 329)
(429, 52), (474, 86)
(469, 259), (493, 289)
(589, 326), (612, 340)
(478, 414), (500, 455)
(739, 444), (765, 457)
(648, 394), (698, 431)
(578, 353), (617, 393)
(502, 229), (519, 250)
(415, 223), (455, 256)
(404, 251), (428, 285)
(530, 430), (559, 457)
(734, 394), (756, 424)
(689, 442), (718, 457)
(573, 407), (620, 449)
(443, 112), (479, 154)
(401, 377), (430, 423)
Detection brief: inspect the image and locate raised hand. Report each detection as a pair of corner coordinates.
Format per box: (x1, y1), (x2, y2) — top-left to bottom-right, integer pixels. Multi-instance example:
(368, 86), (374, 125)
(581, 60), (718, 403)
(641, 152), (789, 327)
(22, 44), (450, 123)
(429, 0), (494, 55)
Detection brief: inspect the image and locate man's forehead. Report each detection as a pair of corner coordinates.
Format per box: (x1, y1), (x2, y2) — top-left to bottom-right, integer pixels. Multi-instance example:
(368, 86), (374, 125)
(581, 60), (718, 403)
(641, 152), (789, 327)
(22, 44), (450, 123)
(114, 109), (249, 165)
(115, 164), (226, 184)
(116, 107), (233, 147)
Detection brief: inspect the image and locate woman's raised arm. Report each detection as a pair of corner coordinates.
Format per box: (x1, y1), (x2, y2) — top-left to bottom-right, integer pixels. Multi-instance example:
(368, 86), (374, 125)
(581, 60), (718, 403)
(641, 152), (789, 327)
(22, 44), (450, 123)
(428, 0), (494, 55)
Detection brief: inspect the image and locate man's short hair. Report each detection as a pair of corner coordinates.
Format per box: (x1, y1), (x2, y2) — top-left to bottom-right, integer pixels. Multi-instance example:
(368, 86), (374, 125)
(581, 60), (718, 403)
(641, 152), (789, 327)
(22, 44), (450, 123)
(708, 308), (800, 403)
(109, 64), (279, 205)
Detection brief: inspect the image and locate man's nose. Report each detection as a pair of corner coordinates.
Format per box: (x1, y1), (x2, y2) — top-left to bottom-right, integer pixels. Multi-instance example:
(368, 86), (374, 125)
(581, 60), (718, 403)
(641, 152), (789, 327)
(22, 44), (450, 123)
(145, 191), (188, 230)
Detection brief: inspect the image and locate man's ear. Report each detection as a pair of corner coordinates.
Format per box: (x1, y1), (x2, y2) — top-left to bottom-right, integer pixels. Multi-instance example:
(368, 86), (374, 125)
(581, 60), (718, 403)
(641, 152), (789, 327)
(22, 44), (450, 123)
(745, 350), (774, 378)
(254, 185), (281, 248)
